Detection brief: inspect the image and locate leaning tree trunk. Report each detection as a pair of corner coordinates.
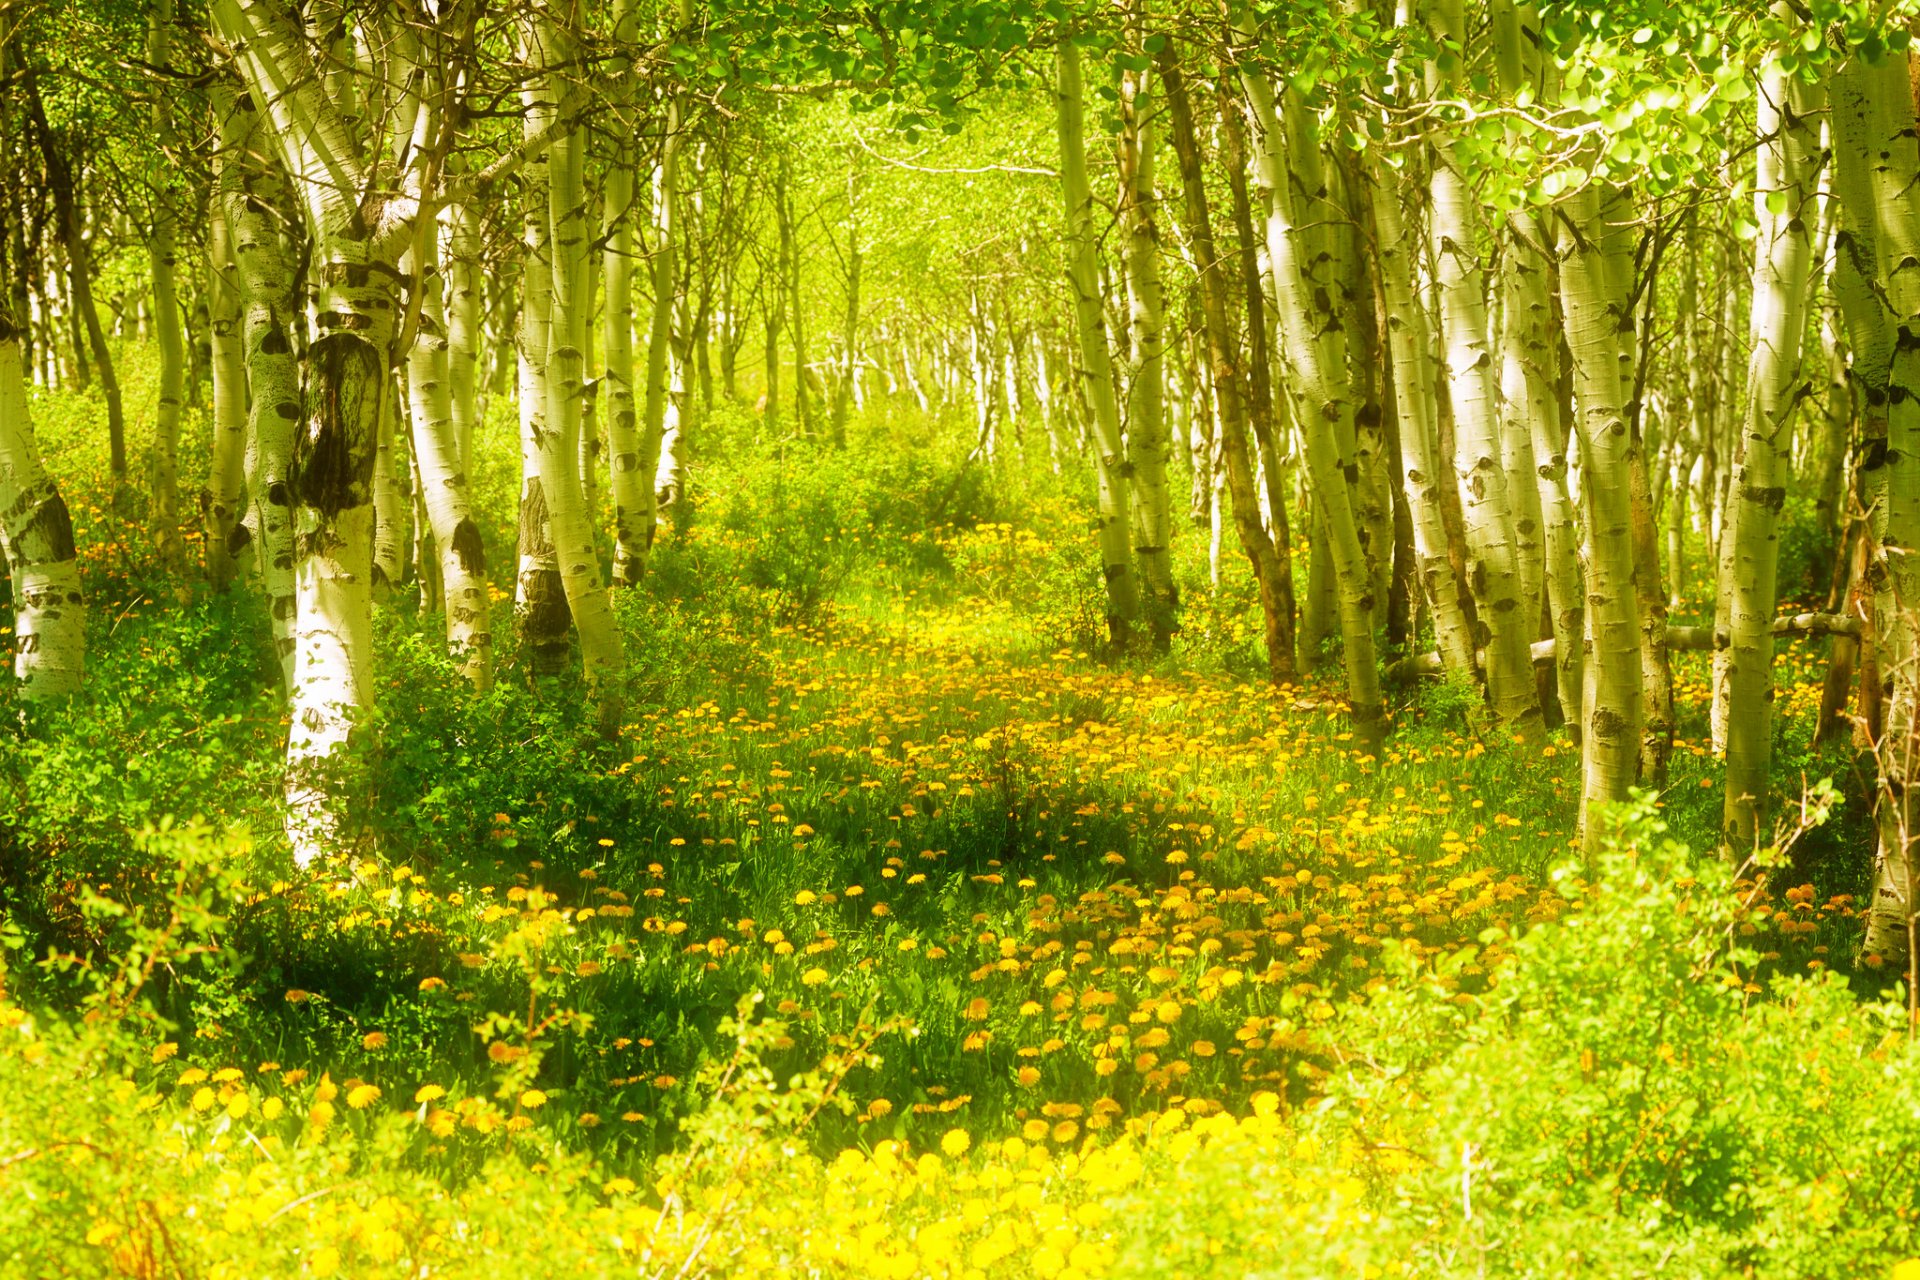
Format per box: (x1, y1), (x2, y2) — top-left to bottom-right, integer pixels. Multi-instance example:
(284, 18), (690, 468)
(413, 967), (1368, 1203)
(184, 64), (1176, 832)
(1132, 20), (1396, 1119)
(1491, 0), (1583, 731)
(1218, 75), (1297, 673)
(1721, 62), (1823, 849)
(1159, 50), (1293, 684)
(1240, 45), (1384, 746)
(1368, 154), (1477, 682)
(28, 83), (126, 494)
(1055, 39), (1141, 652)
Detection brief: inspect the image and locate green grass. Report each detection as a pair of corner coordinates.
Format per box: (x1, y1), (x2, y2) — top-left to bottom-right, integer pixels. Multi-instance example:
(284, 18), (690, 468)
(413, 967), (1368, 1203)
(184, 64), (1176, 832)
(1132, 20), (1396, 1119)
(1, 349), (1912, 1279)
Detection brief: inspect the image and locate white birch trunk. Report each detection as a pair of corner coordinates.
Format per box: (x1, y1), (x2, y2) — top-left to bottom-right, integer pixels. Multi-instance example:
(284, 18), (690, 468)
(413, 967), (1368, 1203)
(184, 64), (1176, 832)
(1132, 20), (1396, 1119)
(1055, 39), (1141, 650)
(224, 96), (299, 689)
(207, 102), (249, 593)
(1721, 62), (1823, 848)
(1557, 182), (1643, 847)
(1426, 0), (1538, 735)
(1241, 52), (1384, 745)
(0, 310), (84, 697)
(406, 233), (493, 689)
(532, 13), (625, 734)
(1369, 155), (1476, 681)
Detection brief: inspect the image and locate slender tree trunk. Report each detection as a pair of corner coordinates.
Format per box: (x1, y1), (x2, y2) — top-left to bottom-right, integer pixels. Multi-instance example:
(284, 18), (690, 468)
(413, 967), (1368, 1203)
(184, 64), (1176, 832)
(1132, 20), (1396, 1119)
(1160, 51), (1294, 682)
(206, 105), (248, 593)
(1120, 45), (1176, 650)
(1056, 39), (1140, 652)
(1219, 78), (1296, 671)
(634, 11), (689, 576)
(149, 0), (186, 574)
(407, 230), (492, 688)
(28, 85), (125, 492)
(1721, 65), (1823, 848)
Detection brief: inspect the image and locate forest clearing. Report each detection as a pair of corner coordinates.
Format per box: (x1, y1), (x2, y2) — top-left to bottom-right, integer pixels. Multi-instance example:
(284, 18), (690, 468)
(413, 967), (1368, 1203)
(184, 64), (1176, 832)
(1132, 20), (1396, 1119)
(4, 0), (1920, 1276)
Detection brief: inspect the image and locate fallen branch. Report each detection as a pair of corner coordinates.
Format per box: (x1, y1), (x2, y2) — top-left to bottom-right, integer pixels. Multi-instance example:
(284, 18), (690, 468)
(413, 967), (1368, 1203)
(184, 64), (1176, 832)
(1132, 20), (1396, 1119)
(1387, 613), (1861, 681)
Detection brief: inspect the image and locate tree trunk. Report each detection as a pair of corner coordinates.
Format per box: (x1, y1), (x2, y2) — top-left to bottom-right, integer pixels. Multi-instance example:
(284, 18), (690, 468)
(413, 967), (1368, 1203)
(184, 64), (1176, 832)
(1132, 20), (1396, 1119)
(1055, 39), (1141, 653)
(0, 307), (84, 697)
(1239, 48), (1384, 745)
(1721, 65), (1823, 848)
(206, 107), (249, 593)
(223, 95), (299, 689)
(407, 228), (493, 689)
(532, 15), (625, 734)
(1368, 153), (1477, 682)
(1159, 51), (1294, 683)
(1426, 0), (1539, 734)
(1120, 44), (1177, 651)
(1556, 180), (1644, 848)
(28, 83), (126, 492)
(149, 0), (186, 575)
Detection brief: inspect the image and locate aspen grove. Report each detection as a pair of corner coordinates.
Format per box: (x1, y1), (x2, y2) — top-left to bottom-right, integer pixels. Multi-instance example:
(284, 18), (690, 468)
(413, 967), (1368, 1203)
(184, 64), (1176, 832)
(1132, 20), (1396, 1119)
(8, 0), (1920, 1275)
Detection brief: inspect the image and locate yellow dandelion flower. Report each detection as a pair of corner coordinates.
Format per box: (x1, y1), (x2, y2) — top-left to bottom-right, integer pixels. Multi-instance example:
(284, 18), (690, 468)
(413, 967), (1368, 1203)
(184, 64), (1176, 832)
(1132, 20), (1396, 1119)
(794, 890), (818, 906)
(150, 1042), (177, 1064)
(869, 1098), (894, 1117)
(362, 1032), (388, 1051)
(802, 967), (829, 986)
(261, 1097), (285, 1121)
(415, 1084), (447, 1104)
(940, 1128), (971, 1158)
(346, 1084), (382, 1110)
(520, 1089), (548, 1110)
(190, 1087), (217, 1113)
(604, 1177), (638, 1195)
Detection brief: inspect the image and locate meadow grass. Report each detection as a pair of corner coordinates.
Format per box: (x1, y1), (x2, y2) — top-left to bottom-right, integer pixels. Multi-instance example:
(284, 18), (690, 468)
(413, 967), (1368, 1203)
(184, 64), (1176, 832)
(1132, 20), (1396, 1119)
(2, 358), (1913, 1278)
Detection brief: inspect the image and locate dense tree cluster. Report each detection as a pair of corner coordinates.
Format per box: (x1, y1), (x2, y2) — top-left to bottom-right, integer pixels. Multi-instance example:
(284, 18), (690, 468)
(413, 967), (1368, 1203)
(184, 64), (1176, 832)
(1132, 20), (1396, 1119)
(2, 0), (1917, 965)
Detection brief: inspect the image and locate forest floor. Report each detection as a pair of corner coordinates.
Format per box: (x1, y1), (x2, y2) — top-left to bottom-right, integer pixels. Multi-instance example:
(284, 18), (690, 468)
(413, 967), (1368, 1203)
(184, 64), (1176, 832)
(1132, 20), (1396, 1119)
(2, 376), (1915, 1278)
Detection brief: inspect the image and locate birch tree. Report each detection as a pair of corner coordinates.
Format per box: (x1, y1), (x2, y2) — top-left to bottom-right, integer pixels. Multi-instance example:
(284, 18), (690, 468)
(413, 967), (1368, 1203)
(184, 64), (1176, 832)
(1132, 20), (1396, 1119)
(1055, 37), (1141, 652)
(1720, 55), (1823, 848)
